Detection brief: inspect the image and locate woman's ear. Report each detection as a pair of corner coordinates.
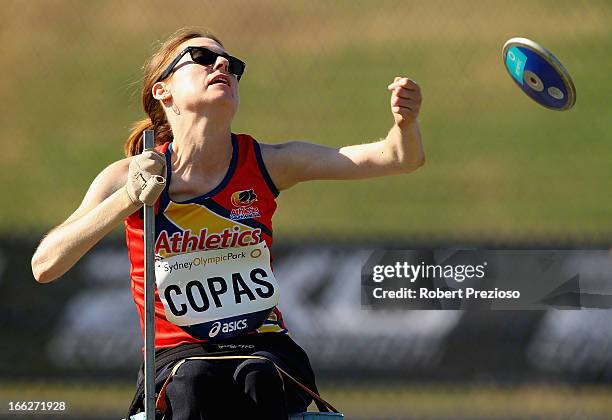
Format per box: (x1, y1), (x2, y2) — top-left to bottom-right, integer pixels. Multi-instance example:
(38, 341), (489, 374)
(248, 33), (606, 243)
(152, 82), (171, 101)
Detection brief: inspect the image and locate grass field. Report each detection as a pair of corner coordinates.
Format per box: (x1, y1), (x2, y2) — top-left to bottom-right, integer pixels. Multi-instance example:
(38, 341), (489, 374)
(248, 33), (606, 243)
(2, 0), (611, 242)
(2, 381), (612, 419)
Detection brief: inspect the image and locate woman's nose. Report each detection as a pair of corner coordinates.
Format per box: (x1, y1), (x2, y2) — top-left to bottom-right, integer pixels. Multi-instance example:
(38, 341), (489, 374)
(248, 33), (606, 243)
(213, 56), (230, 73)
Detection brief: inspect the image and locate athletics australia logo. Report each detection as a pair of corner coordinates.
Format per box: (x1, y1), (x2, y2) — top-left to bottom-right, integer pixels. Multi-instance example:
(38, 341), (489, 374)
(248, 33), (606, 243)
(230, 189), (261, 221)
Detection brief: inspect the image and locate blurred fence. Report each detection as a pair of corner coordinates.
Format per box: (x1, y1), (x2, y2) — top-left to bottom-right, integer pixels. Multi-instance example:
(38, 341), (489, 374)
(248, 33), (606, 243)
(2, 238), (612, 418)
(5, 237), (612, 383)
(2, 1), (612, 419)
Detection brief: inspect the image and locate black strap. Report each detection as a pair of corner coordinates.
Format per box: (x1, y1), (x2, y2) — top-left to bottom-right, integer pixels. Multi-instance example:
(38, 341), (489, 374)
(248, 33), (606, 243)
(127, 339), (331, 416)
(154, 355), (335, 414)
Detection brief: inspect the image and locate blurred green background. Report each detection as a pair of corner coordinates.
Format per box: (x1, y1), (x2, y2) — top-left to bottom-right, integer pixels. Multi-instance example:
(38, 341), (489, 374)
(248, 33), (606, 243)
(2, 1), (612, 419)
(3, 0), (611, 242)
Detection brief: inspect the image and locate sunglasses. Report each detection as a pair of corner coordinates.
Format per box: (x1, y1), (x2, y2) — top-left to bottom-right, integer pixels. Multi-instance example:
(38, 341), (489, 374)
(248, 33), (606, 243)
(157, 46), (246, 82)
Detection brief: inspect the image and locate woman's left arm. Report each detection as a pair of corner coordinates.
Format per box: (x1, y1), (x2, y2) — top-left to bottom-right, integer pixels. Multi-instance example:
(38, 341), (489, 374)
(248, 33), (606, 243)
(261, 77), (425, 191)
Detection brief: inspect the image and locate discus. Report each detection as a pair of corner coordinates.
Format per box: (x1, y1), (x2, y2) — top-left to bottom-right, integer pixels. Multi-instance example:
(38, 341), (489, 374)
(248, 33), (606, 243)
(502, 37), (576, 111)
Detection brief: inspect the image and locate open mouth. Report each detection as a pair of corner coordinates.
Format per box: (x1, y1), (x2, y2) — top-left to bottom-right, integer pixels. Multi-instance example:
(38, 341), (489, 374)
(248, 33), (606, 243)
(208, 74), (230, 87)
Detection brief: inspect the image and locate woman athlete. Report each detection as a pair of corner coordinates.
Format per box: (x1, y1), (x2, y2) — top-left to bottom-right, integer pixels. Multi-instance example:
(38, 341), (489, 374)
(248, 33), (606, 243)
(31, 28), (424, 419)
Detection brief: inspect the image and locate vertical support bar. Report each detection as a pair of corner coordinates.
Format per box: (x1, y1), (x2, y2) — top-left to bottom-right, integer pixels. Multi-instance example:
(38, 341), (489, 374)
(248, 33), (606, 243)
(142, 130), (156, 420)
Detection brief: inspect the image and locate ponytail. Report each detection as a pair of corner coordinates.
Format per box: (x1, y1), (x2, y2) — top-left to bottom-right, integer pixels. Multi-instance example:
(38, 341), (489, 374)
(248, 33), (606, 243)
(124, 117), (174, 157)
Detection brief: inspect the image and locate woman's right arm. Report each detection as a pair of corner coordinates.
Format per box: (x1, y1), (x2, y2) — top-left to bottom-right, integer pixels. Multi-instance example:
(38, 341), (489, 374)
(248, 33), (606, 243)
(32, 150), (166, 283)
(31, 159), (136, 283)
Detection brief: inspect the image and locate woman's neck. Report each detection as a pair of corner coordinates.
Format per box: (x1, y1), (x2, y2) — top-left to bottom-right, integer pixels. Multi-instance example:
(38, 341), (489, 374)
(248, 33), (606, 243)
(170, 114), (233, 178)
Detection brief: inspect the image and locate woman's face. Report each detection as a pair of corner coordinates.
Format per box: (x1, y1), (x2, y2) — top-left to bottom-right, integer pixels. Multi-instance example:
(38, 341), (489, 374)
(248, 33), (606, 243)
(164, 37), (240, 117)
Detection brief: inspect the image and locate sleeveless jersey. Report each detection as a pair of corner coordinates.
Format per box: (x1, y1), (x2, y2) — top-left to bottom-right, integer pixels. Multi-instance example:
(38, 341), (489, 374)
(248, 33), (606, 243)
(125, 133), (288, 348)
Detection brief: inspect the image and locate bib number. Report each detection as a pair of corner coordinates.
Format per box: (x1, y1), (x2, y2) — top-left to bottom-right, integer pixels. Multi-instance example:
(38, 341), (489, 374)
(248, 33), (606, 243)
(154, 242), (279, 340)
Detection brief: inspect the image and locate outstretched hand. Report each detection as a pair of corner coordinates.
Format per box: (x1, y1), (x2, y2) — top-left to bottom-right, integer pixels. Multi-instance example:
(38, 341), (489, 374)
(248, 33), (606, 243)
(388, 77), (422, 127)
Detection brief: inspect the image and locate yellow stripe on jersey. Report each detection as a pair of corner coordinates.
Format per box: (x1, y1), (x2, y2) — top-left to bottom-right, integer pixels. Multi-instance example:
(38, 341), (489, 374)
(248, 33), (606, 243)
(165, 201), (250, 233)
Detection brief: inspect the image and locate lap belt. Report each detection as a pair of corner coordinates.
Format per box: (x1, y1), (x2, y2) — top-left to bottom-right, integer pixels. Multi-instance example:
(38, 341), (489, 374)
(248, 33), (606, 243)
(155, 355), (339, 414)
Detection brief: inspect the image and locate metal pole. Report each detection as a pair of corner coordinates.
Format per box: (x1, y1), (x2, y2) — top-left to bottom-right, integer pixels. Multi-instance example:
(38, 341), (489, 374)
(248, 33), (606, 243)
(143, 130), (156, 420)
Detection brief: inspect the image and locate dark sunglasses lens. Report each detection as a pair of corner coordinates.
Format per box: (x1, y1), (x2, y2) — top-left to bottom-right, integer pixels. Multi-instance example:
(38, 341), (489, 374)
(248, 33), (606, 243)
(228, 58), (245, 76)
(190, 48), (217, 65)
(190, 48), (245, 78)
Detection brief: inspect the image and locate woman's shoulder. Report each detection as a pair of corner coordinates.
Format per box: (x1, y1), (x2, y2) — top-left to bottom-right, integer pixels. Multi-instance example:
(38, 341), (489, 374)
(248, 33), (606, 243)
(56, 156), (134, 228)
(100, 156), (131, 186)
(87, 156), (132, 201)
(235, 134), (284, 169)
